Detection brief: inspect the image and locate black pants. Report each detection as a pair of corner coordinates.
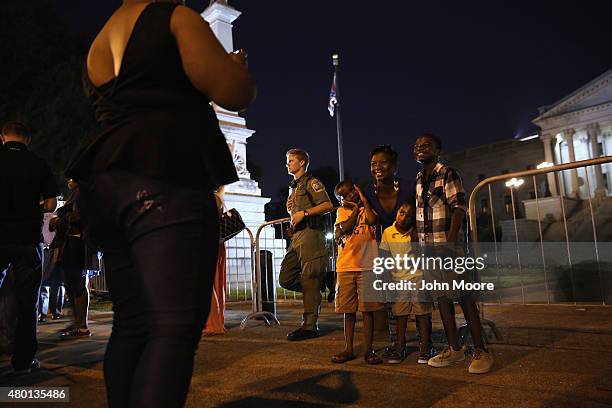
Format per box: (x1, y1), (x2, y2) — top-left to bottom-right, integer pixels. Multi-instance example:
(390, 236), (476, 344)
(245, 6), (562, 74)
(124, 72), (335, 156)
(40, 262), (65, 318)
(78, 171), (218, 408)
(0, 243), (43, 370)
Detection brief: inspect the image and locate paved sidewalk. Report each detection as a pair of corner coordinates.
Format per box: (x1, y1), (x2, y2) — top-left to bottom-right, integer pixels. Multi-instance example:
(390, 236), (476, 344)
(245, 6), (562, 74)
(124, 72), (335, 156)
(2, 302), (612, 407)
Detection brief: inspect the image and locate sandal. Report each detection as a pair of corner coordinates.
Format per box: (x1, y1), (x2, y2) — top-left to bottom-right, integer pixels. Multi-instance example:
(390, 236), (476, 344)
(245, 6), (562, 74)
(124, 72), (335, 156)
(331, 351), (355, 364)
(364, 350), (383, 365)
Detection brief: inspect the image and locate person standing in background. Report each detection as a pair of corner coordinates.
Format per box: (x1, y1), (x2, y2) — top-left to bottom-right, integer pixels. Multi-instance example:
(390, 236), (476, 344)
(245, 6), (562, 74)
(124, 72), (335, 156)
(49, 179), (92, 338)
(279, 148), (333, 341)
(203, 188), (228, 335)
(0, 121), (59, 374)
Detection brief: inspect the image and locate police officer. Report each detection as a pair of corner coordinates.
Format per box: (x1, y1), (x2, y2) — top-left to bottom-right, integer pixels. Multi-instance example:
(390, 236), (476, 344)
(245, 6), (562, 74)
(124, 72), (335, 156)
(279, 148), (333, 341)
(0, 121), (59, 374)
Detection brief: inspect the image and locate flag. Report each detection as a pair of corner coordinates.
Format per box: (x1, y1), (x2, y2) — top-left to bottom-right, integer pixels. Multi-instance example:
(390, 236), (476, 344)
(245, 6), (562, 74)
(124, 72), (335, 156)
(328, 73), (337, 117)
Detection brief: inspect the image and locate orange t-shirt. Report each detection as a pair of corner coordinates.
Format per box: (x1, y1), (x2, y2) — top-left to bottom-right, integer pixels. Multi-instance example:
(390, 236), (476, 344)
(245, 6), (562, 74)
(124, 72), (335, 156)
(335, 206), (378, 272)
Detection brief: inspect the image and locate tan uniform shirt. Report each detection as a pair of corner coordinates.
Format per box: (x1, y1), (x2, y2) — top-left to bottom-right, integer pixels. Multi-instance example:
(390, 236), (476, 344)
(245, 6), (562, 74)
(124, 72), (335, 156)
(287, 174), (330, 216)
(286, 174), (331, 261)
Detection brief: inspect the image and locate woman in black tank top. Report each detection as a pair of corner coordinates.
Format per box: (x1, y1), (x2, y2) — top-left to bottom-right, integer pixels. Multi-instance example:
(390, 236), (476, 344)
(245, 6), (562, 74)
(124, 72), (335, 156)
(70, 1), (256, 406)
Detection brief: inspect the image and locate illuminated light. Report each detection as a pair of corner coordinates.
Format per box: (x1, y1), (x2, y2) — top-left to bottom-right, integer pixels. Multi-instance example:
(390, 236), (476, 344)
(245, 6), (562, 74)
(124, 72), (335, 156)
(325, 232), (334, 240)
(556, 134), (564, 144)
(505, 177), (525, 188)
(537, 161), (554, 169)
(519, 134), (539, 142)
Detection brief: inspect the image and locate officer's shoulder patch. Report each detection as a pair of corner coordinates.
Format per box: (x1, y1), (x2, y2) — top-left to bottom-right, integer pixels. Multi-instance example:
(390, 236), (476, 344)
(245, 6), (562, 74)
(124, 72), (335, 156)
(310, 179), (325, 193)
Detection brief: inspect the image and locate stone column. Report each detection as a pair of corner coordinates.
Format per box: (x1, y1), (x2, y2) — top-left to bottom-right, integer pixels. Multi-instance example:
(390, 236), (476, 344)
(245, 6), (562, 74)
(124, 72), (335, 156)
(564, 128), (580, 198)
(202, 1), (240, 52)
(200, 1), (270, 230)
(587, 124), (607, 199)
(541, 134), (558, 196)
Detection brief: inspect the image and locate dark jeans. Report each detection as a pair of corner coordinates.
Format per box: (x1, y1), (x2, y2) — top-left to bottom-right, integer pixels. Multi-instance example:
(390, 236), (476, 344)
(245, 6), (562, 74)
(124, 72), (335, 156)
(0, 243), (43, 370)
(40, 264), (65, 317)
(78, 172), (218, 408)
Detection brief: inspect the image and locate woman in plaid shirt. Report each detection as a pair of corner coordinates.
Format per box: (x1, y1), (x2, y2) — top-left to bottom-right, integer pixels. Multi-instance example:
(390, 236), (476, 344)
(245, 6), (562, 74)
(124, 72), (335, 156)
(414, 133), (494, 374)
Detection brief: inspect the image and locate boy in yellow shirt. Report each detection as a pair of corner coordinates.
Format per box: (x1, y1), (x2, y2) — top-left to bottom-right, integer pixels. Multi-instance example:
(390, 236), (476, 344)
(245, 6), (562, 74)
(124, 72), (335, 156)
(332, 180), (384, 364)
(380, 200), (434, 364)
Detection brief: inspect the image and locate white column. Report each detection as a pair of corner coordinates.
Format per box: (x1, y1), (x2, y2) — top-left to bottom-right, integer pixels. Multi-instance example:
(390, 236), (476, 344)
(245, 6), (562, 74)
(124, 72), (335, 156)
(587, 124), (606, 198)
(541, 134), (558, 196)
(564, 129), (580, 198)
(202, 1), (242, 117)
(201, 1), (241, 52)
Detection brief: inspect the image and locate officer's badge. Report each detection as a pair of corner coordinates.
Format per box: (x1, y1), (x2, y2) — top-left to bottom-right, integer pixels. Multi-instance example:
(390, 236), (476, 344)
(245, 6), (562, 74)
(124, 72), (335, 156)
(311, 180), (324, 193)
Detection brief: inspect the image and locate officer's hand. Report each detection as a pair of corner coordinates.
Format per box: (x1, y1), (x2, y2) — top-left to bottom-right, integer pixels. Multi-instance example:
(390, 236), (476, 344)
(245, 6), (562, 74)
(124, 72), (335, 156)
(291, 210), (305, 227)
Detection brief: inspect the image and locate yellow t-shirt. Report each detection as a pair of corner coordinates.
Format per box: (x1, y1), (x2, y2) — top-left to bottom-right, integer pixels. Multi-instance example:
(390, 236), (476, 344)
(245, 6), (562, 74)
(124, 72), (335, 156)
(335, 206), (378, 272)
(380, 222), (421, 280)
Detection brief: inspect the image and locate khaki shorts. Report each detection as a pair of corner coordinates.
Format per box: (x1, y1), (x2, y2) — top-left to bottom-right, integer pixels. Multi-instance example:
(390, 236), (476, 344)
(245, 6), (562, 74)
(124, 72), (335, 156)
(335, 271), (385, 313)
(392, 301), (433, 316)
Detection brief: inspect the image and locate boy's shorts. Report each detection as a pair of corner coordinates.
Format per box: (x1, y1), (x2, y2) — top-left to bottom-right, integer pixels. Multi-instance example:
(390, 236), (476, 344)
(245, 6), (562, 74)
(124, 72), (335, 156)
(392, 301), (433, 317)
(335, 271), (385, 313)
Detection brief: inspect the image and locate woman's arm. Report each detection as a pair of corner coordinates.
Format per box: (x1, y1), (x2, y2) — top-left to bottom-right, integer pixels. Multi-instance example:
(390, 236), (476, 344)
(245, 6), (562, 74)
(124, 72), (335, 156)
(171, 6), (257, 111)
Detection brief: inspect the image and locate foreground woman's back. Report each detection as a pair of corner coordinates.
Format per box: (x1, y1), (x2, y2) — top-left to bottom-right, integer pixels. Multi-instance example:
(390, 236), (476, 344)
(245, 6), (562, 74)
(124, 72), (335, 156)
(69, 2), (256, 407)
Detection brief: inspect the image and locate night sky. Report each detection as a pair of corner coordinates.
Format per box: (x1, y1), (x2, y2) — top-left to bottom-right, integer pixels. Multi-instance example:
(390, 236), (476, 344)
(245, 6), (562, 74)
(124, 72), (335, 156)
(55, 0), (612, 198)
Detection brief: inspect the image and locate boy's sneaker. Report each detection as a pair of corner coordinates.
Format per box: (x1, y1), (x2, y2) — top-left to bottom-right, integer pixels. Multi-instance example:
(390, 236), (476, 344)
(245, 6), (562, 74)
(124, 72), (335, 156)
(417, 348), (436, 364)
(468, 348), (494, 374)
(380, 343), (397, 358)
(387, 347), (408, 364)
(427, 346), (465, 368)
(14, 358), (41, 375)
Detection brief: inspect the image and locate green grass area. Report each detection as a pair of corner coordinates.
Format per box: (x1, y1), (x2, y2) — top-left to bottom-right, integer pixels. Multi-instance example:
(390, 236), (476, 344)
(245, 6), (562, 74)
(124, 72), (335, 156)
(89, 300), (113, 312)
(226, 287), (308, 302)
(479, 266), (561, 288)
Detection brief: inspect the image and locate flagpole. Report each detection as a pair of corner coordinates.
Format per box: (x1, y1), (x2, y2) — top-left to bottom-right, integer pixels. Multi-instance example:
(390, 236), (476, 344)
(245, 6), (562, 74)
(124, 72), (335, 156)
(332, 53), (345, 181)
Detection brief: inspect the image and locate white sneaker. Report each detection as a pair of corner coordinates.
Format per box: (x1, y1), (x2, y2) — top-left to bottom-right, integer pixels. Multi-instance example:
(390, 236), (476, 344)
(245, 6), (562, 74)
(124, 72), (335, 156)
(427, 346), (465, 367)
(468, 348), (494, 374)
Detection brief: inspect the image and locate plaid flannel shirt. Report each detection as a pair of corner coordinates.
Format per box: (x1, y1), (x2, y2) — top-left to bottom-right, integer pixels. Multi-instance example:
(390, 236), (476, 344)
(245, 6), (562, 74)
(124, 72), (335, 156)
(415, 162), (467, 244)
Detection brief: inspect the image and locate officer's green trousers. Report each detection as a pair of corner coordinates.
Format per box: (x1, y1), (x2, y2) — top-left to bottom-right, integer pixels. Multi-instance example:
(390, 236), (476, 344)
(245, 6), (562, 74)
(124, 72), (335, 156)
(279, 228), (328, 330)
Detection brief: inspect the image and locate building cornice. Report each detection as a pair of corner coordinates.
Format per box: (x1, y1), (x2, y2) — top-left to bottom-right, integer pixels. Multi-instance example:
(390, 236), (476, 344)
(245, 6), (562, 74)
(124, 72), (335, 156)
(533, 68), (612, 124)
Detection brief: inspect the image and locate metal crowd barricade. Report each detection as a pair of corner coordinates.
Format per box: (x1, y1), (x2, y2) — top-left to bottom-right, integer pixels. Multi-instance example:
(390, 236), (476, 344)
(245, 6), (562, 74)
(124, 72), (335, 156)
(88, 253), (108, 294)
(88, 228), (258, 306)
(465, 155), (612, 344)
(241, 211), (337, 329)
(224, 228), (256, 305)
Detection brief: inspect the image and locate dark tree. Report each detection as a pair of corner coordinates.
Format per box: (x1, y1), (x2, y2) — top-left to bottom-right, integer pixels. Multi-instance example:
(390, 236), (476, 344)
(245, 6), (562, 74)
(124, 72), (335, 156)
(0, 0), (98, 196)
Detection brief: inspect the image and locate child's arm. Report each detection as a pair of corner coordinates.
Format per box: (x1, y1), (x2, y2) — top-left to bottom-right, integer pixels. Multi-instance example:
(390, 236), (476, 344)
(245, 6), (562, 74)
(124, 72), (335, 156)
(355, 185), (378, 225)
(334, 203), (359, 241)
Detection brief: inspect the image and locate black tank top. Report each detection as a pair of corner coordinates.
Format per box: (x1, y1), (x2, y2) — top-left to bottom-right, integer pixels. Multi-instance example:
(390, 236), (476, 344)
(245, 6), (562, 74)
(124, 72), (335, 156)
(67, 2), (238, 190)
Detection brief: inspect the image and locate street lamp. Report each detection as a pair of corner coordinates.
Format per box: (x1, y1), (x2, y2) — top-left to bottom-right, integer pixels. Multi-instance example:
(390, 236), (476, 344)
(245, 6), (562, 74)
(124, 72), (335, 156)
(505, 177), (524, 217)
(536, 161), (554, 169)
(537, 161), (554, 197)
(505, 177), (524, 188)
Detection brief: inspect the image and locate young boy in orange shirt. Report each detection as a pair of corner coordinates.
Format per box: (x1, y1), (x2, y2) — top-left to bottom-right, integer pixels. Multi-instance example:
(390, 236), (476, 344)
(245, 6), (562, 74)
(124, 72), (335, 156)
(332, 180), (384, 364)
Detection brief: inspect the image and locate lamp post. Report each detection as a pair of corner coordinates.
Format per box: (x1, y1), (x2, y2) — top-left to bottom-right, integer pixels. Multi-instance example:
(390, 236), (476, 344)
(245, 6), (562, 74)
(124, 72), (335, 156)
(537, 161), (554, 197)
(505, 177), (525, 218)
